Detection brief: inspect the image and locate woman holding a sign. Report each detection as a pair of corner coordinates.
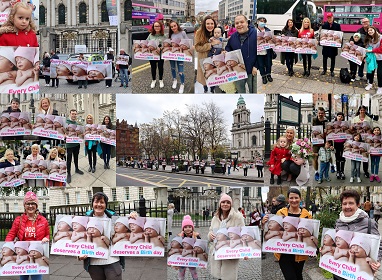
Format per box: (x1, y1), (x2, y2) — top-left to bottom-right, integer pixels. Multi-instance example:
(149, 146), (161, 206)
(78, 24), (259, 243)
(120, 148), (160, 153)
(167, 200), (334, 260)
(365, 26), (382, 94)
(256, 17), (273, 84)
(298, 18), (315, 77)
(208, 193), (245, 280)
(26, 144), (45, 187)
(101, 115), (114, 169)
(262, 188), (312, 280)
(5, 191), (50, 280)
(147, 21), (166, 89)
(333, 189), (381, 280)
(85, 114), (99, 173)
(281, 19), (298, 76)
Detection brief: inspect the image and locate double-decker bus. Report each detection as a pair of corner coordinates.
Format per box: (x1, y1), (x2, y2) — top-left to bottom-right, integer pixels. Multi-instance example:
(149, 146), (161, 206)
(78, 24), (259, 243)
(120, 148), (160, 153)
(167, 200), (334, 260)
(257, 0), (320, 34)
(132, 1), (163, 30)
(323, 4), (382, 33)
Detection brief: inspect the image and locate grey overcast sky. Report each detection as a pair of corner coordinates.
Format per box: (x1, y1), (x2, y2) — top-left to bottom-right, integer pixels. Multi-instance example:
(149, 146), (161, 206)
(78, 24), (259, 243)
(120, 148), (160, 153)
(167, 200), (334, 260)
(195, 0), (219, 14)
(117, 94), (265, 132)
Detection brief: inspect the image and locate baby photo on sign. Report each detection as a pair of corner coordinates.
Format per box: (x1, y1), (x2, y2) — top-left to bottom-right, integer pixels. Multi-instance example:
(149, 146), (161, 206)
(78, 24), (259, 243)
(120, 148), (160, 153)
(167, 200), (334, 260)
(343, 140), (370, 162)
(50, 60), (112, 80)
(320, 30), (343, 48)
(47, 160), (66, 182)
(133, 40), (161, 60)
(262, 215), (320, 256)
(161, 39), (194, 62)
(366, 134), (382, 155)
(311, 125), (324, 145)
(116, 54), (130, 65)
(213, 226), (261, 260)
(295, 38), (318, 54)
(326, 121), (352, 141)
(201, 50), (247, 87)
(66, 123), (84, 143)
(32, 114), (66, 140)
(341, 43), (366, 66)
(257, 31), (273, 52)
(272, 36), (296, 53)
(0, 241), (49, 276)
(0, 165), (25, 187)
(100, 127), (116, 146)
(110, 216), (166, 257)
(21, 159), (49, 180)
(84, 124), (101, 141)
(319, 228), (381, 280)
(0, 112), (32, 136)
(0, 47), (39, 94)
(167, 237), (208, 268)
(51, 215), (112, 259)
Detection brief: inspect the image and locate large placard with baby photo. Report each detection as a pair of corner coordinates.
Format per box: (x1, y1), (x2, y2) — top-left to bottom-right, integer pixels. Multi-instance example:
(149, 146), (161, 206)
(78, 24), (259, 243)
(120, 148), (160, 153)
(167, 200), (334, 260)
(257, 31), (273, 52)
(110, 217), (166, 257)
(201, 50), (248, 87)
(311, 125), (324, 145)
(343, 140), (370, 162)
(262, 215), (320, 256)
(0, 47), (39, 94)
(319, 228), (380, 280)
(84, 124), (102, 141)
(65, 123), (84, 143)
(100, 127), (116, 146)
(367, 135), (382, 155)
(161, 39), (193, 62)
(116, 54), (130, 65)
(50, 60), (113, 80)
(133, 40), (161, 60)
(341, 43), (366, 66)
(326, 121), (353, 141)
(272, 36), (296, 53)
(0, 112), (32, 136)
(0, 166), (25, 187)
(319, 30), (343, 48)
(21, 159), (49, 179)
(47, 160), (66, 182)
(0, 241), (49, 276)
(167, 237), (208, 268)
(50, 215), (112, 259)
(294, 38), (318, 54)
(213, 226), (261, 260)
(31, 114), (66, 140)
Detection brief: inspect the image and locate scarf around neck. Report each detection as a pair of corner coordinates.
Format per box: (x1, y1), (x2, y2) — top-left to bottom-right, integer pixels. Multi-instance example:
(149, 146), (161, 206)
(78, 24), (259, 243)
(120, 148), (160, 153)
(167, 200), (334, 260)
(339, 208), (363, 223)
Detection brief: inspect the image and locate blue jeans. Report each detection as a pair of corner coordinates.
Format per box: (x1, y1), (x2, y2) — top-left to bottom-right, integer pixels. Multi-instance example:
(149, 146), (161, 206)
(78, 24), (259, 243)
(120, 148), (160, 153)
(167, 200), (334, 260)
(319, 161), (329, 180)
(351, 160), (361, 178)
(235, 73), (256, 93)
(228, 166), (231, 175)
(119, 67), (128, 86)
(20, 275), (43, 280)
(170, 60), (185, 84)
(371, 155), (381, 175)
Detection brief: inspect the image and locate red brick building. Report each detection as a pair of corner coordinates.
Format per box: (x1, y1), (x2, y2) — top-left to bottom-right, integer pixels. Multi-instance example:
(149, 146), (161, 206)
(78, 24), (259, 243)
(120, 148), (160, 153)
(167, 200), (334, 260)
(116, 119), (139, 162)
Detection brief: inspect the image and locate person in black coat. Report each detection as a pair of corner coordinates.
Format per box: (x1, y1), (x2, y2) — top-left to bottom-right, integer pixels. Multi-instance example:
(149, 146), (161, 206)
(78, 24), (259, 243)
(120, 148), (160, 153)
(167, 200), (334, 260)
(50, 49), (60, 87)
(42, 52), (51, 86)
(2, 97), (21, 113)
(321, 13), (342, 77)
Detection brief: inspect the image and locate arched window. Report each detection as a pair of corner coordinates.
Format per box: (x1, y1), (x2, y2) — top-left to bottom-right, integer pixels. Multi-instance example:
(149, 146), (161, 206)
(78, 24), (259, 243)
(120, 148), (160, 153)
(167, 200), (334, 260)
(58, 4), (66, 24)
(39, 5), (46, 26)
(124, 0), (132, 21)
(252, 135), (257, 146)
(79, 2), (87, 24)
(101, 1), (108, 22)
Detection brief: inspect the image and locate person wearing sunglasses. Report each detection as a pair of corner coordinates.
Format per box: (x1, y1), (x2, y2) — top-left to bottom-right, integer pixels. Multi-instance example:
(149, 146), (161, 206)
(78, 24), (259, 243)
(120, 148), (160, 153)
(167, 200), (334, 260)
(5, 191), (50, 280)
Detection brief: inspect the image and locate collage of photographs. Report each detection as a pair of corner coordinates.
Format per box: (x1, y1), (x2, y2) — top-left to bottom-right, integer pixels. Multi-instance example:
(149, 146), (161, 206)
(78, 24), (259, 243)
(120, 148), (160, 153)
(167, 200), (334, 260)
(1, 0), (382, 280)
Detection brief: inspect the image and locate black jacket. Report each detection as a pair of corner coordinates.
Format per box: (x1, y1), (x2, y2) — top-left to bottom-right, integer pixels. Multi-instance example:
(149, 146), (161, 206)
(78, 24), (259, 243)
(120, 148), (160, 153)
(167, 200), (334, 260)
(321, 21), (342, 57)
(2, 107), (21, 113)
(43, 56), (51, 67)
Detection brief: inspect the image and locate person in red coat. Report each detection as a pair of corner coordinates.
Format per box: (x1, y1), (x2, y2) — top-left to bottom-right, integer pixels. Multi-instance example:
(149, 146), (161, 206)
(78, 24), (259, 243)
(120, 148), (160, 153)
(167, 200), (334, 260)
(0, 2), (38, 47)
(267, 136), (291, 185)
(5, 191), (49, 280)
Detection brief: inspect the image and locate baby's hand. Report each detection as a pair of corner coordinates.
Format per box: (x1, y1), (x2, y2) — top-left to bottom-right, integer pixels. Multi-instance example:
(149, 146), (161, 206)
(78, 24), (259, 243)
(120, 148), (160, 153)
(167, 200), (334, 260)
(129, 211), (138, 219)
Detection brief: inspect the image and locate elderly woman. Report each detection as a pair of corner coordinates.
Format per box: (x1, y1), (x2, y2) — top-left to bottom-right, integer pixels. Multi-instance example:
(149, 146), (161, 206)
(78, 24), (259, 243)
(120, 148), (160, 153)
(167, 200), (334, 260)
(5, 191), (50, 280)
(26, 144), (45, 187)
(78, 192), (124, 280)
(334, 189), (381, 280)
(208, 193), (245, 280)
(262, 188), (312, 280)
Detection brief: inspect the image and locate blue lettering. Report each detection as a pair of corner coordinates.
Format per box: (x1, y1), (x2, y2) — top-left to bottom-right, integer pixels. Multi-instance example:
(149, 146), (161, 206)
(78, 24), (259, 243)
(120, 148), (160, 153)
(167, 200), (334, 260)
(140, 250), (153, 255)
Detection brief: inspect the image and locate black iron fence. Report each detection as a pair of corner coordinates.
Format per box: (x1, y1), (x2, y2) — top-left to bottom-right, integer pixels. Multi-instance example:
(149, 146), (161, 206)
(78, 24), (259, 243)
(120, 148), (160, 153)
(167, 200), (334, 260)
(264, 120), (312, 159)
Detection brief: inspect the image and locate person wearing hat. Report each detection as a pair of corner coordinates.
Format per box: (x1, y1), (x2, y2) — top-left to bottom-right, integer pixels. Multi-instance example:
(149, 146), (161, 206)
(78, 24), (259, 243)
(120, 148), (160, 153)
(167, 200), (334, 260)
(208, 193), (245, 279)
(78, 192), (124, 280)
(225, 14), (257, 93)
(118, 48), (129, 88)
(262, 188), (312, 280)
(147, 20), (166, 89)
(257, 16), (273, 84)
(334, 189), (381, 280)
(320, 12), (341, 77)
(105, 47), (114, 88)
(270, 195), (287, 214)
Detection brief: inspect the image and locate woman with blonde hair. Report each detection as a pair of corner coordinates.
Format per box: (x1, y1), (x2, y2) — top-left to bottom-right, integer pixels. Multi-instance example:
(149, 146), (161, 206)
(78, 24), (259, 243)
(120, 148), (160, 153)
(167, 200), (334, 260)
(0, 148), (19, 167)
(46, 147), (64, 187)
(85, 114), (98, 173)
(38, 97), (58, 116)
(26, 144), (44, 187)
(298, 18), (314, 76)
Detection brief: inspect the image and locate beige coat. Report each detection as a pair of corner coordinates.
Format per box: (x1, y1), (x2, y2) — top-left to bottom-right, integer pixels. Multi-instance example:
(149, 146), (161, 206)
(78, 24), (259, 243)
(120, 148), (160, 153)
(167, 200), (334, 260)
(208, 208), (245, 280)
(194, 33), (212, 86)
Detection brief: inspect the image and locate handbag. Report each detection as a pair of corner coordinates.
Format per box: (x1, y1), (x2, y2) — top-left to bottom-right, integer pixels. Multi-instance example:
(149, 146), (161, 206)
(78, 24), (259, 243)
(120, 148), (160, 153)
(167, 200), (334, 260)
(272, 50), (277, 59)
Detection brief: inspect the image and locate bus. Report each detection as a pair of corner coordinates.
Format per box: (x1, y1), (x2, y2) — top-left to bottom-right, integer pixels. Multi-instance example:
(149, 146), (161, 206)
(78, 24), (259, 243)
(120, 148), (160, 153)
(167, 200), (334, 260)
(132, 2), (163, 30)
(257, 0), (320, 34)
(323, 4), (382, 33)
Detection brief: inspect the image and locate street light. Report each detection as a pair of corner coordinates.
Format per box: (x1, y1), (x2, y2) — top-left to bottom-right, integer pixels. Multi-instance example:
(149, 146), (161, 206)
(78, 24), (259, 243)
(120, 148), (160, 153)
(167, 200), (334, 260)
(29, 93), (35, 123)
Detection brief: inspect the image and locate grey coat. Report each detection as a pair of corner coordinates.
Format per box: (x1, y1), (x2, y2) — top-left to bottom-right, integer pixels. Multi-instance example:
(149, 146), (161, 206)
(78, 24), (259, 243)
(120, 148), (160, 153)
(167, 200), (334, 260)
(335, 210), (382, 261)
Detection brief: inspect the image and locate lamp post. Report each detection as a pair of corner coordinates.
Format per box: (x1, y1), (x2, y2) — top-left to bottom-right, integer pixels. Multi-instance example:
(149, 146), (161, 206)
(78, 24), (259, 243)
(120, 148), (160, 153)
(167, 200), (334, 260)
(29, 93), (35, 123)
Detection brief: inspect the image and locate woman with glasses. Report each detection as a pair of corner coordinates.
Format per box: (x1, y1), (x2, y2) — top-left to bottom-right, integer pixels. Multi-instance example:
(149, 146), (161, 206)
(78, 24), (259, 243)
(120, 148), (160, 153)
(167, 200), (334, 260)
(5, 191), (50, 280)
(147, 21), (166, 89)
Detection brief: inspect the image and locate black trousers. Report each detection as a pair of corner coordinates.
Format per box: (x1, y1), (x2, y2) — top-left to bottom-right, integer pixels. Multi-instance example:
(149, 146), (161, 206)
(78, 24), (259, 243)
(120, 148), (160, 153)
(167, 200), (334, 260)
(149, 59), (164, 80)
(281, 160), (301, 177)
(285, 52), (294, 71)
(301, 54), (312, 71)
(323, 55), (336, 72)
(334, 141), (345, 173)
(279, 254), (305, 280)
(66, 145), (80, 174)
(86, 144), (97, 168)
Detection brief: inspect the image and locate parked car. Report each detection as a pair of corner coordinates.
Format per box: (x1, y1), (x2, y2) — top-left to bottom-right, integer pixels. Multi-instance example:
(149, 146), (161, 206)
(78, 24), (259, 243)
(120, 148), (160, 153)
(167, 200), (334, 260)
(67, 53), (104, 62)
(180, 22), (194, 33)
(131, 26), (150, 41)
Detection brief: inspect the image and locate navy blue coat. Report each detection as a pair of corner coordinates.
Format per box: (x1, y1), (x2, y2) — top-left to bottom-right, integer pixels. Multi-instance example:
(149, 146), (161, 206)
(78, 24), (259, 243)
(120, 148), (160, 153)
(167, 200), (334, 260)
(321, 21), (342, 57)
(225, 26), (258, 74)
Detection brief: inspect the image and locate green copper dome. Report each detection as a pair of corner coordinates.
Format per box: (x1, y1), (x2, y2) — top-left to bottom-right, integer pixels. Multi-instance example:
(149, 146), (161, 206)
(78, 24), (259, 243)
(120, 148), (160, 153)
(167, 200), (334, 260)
(237, 95), (245, 106)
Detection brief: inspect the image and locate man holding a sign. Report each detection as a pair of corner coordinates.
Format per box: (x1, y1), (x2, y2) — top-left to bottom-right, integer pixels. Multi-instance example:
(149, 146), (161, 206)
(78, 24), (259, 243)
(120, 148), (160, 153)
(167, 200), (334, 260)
(321, 13), (342, 77)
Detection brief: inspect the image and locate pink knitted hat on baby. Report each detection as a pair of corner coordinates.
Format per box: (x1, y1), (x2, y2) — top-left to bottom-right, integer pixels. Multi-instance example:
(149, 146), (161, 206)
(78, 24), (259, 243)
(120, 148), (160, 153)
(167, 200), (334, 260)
(182, 237), (195, 247)
(144, 219), (161, 234)
(297, 219), (314, 235)
(128, 217), (146, 229)
(72, 216), (89, 229)
(182, 215), (194, 230)
(350, 235), (371, 256)
(283, 216), (299, 230)
(87, 218), (104, 234)
(336, 230), (353, 245)
(227, 226), (241, 236)
(28, 242), (44, 255)
(14, 241), (29, 252)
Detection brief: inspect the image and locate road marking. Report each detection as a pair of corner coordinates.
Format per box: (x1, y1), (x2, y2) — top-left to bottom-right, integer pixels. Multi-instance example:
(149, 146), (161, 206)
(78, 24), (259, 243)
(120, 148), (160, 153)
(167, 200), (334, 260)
(132, 63), (150, 73)
(117, 173), (167, 187)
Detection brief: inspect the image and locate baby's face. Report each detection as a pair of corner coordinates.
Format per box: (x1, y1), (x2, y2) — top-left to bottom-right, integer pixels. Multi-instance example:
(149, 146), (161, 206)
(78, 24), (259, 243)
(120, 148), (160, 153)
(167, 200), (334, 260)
(114, 222), (128, 233)
(72, 222), (86, 232)
(58, 221), (70, 231)
(38, 165), (46, 170)
(56, 65), (70, 76)
(0, 56), (14, 72)
(194, 246), (204, 254)
(45, 118), (53, 124)
(36, 117), (44, 123)
(214, 28), (222, 38)
(171, 241), (182, 249)
(283, 222), (297, 232)
(2, 247), (14, 256)
(129, 223), (143, 233)
(15, 247), (27, 255)
(298, 227), (310, 237)
(54, 121), (62, 127)
(350, 244), (367, 257)
(268, 220), (282, 231)
(29, 250), (42, 258)
(180, 44), (188, 50)
(1, 116), (8, 122)
(145, 227), (158, 237)
(19, 118), (27, 124)
(226, 60), (238, 67)
(335, 237), (348, 249)
(15, 57), (33, 70)
(163, 42), (171, 47)
(88, 70), (104, 79)
(182, 242), (193, 249)
(213, 61), (225, 67)
(204, 63), (214, 71)
(87, 227), (102, 237)
(171, 42), (179, 47)
(241, 234), (254, 242)
(31, 163), (38, 168)
(10, 116), (17, 122)
(71, 65), (86, 76)
(216, 233), (227, 241)
(323, 234), (334, 246)
(228, 232), (240, 240)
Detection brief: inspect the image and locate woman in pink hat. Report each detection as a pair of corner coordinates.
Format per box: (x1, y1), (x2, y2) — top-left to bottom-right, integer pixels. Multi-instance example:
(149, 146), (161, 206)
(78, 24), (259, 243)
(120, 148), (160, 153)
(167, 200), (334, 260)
(5, 191), (49, 280)
(208, 193), (244, 279)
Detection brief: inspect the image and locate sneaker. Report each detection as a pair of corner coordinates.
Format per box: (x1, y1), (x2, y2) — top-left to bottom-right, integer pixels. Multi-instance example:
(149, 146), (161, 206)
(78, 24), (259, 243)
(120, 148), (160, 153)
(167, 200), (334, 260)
(331, 165), (336, 173)
(355, 76), (361, 81)
(314, 172), (319, 181)
(351, 78), (355, 82)
(376, 175), (381, 183)
(350, 177), (354, 183)
(326, 177), (331, 182)
(370, 175), (375, 182)
(159, 80), (164, 88)
(172, 79), (177, 89)
(365, 83), (373, 91)
(341, 172), (346, 180)
(318, 179), (322, 184)
(106, 85), (109, 88)
(357, 177), (361, 183)
(150, 80), (156, 88)
(336, 172), (341, 179)
(377, 87), (382, 95)
(179, 84), (184, 94)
